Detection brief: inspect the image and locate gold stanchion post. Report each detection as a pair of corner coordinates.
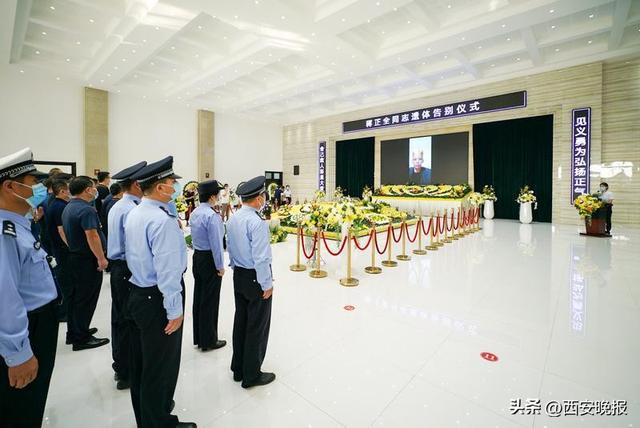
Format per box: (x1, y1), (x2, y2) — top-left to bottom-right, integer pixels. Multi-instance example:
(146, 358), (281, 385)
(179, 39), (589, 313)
(309, 229), (327, 278)
(381, 225), (398, 267)
(289, 225), (307, 272)
(452, 208), (461, 240)
(365, 230), (382, 274)
(413, 217), (427, 255)
(426, 213), (438, 251)
(397, 221), (411, 261)
(339, 229), (359, 287)
(434, 210), (444, 247)
(442, 208), (453, 243)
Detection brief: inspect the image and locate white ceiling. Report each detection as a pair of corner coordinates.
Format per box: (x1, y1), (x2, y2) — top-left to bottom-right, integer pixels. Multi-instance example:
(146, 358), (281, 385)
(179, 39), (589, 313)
(5, 0), (640, 124)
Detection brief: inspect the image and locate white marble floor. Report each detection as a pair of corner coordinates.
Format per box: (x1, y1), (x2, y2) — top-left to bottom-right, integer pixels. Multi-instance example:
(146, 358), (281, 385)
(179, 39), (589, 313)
(42, 219), (640, 428)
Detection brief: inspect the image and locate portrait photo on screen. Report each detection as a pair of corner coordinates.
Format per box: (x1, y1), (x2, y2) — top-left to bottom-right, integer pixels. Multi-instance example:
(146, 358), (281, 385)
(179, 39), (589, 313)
(408, 137), (432, 185)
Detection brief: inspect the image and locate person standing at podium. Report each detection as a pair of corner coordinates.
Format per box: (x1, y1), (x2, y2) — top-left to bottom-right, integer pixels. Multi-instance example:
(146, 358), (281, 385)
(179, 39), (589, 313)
(597, 182), (614, 235)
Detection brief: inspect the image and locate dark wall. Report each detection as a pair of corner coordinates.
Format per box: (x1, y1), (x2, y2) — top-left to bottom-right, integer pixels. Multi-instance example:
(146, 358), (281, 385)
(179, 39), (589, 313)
(431, 132), (469, 184)
(473, 115), (553, 222)
(336, 137), (375, 197)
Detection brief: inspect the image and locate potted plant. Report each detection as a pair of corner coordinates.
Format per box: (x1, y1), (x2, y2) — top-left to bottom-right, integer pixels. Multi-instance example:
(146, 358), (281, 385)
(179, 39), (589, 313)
(516, 186), (537, 224)
(573, 194), (606, 236)
(481, 185), (497, 219)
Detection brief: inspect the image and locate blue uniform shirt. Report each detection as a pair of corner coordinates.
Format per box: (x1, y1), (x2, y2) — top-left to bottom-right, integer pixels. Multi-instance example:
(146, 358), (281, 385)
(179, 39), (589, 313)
(62, 198), (106, 256)
(45, 197), (68, 260)
(125, 198), (187, 320)
(0, 209), (58, 367)
(226, 205), (272, 291)
(106, 193), (140, 261)
(189, 202), (224, 270)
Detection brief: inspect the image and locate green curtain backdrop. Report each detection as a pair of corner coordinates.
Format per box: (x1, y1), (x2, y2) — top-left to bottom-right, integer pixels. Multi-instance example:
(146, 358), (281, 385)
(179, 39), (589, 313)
(473, 115), (553, 222)
(336, 137), (375, 197)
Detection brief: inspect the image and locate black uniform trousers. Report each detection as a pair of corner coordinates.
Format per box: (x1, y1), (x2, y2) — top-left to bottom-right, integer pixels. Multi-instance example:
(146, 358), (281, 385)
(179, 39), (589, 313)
(54, 250), (71, 321)
(231, 267), (272, 383)
(605, 203), (613, 233)
(192, 250), (222, 348)
(67, 253), (103, 344)
(0, 301), (59, 428)
(110, 259), (133, 381)
(129, 282), (184, 428)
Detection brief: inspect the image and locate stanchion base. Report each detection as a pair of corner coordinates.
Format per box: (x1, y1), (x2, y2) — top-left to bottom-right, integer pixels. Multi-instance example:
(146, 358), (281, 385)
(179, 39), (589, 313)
(452, 235), (461, 240)
(425, 245), (438, 251)
(364, 266), (382, 274)
(412, 249), (427, 255)
(435, 242), (445, 247)
(381, 260), (398, 267)
(339, 277), (359, 287)
(397, 254), (411, 261)
(309, 269), (328, 278)
(443, 237), (453, 243)
(289, 264), (307, 272)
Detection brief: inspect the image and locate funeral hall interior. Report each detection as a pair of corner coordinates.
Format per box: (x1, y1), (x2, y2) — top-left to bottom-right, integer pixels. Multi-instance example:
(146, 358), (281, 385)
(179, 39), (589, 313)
(1, 0), (640, 427)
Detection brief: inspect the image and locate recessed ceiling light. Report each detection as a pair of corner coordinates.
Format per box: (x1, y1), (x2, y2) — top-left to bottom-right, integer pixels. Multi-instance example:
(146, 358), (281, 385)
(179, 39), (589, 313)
(195, 54), (199, 58)
(461, 36), (466, 41)
(501, 23), (506, 28)
(223, 36), (227, 40)
(447, 4), (452, 9)
(427, 47), (431, 51)
(588, 14), (594, 18)
(477, 45), (482, 49)
(407, 20), (411, 24)
(506, 37), (511, 41)
(89, 18), (94, 23)
(150, 62), (155, 66)
(555, 48), (560, 52)
(19, 69), (24, 73)
(49, 6), (55, 10)
(443, 55), (448, 59)
(113, 66), (118, 70)
(155, 79), (159, 83)
(381, 31), (385, 35)
(107, 73), (111, 77)
(280, 15), (285, 20)
(155, 26), (159, 30)
(56, 76), (60, 81)
(131, 49), (136, 54)
(440, 75), (444, 79)
(311, 32), (316, 36)
(491, 63), (495, 67)
(171, 46), (175, 50)
(516, 57), (521, 61)
(35, 50), (40, 54)
(41, 31), (47, 35)
(172, 68), (177, 72)
(551, 25), (556, 29)
(65, 58), (70, 62)
(134, 74), (138, 78)
(100, 79), (104, 83)
(375, 1), (380, 5)
(142, 39), (147, 43)
(121, 58), (126, 62)
(588, 40), (593, 44)
(341, 18), (346, 22)
(549, 9), (554, 13)
(393, 7), (397, 11)
(460, 71), (464, 74)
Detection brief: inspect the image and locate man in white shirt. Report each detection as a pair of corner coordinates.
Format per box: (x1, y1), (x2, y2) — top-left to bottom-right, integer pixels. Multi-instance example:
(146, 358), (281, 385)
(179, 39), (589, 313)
(597, 182), (614, 234)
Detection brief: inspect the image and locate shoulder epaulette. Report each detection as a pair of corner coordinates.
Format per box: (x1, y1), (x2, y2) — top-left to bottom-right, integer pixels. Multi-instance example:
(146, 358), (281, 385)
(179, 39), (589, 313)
(2, 220), (17, 238)
(159, 206), (176, 218)
(255, 211), (266, 221)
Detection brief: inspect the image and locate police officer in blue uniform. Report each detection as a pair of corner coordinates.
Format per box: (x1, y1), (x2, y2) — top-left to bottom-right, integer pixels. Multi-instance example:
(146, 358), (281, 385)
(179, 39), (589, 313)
(124, 156), (196, 428)
(190, 179), (226, 352)
(0, 148), (59, 428)
(226, 176), (275, 388)
(106, 161), (147, 391)
(62, 176), (110, 351)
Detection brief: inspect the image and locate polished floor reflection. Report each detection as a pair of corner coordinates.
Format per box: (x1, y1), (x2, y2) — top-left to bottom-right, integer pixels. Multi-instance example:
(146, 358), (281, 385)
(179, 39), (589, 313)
(43, 219), (640, 427)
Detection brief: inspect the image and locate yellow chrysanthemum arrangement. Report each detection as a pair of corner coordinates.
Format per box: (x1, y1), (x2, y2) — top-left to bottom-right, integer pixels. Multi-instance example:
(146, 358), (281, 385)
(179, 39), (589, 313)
(573, 194), (603, 219)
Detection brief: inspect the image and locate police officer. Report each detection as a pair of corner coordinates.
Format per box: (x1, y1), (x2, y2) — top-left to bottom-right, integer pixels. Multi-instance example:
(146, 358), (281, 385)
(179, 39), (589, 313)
(124, 156), (196, 428)
(190, 179), (226, 352)
(106, 161), (147, 390)
(226, 176), (275, 388)
(0, 148), (59, 428)
(61, 176), (110, 350)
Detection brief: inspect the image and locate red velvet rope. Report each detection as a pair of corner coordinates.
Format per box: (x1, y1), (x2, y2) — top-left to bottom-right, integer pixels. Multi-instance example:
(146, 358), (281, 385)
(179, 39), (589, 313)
(321, 232), (348, 256)
(453, 210), (461, 230)
(446, 211), (454, 232)
(352, 229), (374, 251)
(407, 221), (420, 243)
(421, 217), (432, 235)
(438, 214), (447, 234)
(463, 209), (469, 226)
(391, 223), (403, 243)
(374, 226), (391, 255)
(300, 231), (318, 259)
(431, 216), (439, 237)
(475, 207), (481, 223)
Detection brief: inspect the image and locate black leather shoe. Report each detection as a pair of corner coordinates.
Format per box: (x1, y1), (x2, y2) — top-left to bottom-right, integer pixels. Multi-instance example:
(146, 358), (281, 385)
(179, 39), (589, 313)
(116, 379), (130, 390)
(72, 336), (110, 351)
(241, 372), (276, 389)
(201, 340), (226, 351)
(66, 328), (98, 345)
(233, 372), (242, 382)
(175, 423), (197, 428)
(168, 400), (175, 413)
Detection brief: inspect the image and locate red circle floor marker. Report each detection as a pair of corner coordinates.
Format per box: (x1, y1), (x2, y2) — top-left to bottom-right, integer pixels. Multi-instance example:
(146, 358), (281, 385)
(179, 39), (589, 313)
(480, 352), (499, 362)
(343, 305), (355, 311)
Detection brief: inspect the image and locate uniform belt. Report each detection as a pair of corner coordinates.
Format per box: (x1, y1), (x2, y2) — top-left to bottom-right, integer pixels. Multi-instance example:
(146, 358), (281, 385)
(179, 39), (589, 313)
(130, 284), (162, 296)
(234, 266), (256, 273)
(193, 249), (212, 254)
(109, 258), (128, 265)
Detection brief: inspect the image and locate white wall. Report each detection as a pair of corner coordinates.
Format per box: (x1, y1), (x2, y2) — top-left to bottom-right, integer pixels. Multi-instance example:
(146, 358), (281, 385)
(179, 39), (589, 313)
(214, 113), (283, 188)
(109, 94), (198, 182)
(0, 64), (84, 173)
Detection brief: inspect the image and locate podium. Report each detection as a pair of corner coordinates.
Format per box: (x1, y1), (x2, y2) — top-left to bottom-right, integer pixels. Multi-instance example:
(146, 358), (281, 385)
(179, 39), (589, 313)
(580, 207), (609, 237)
